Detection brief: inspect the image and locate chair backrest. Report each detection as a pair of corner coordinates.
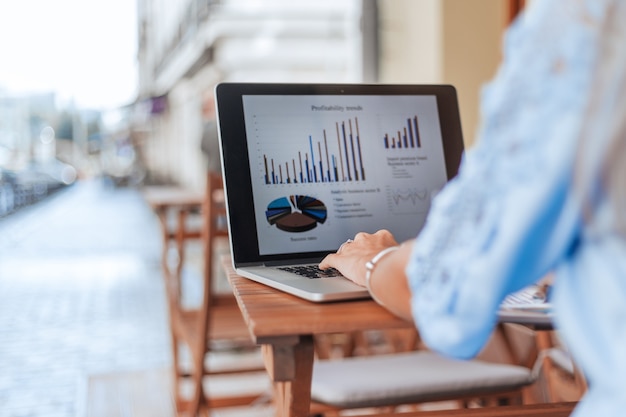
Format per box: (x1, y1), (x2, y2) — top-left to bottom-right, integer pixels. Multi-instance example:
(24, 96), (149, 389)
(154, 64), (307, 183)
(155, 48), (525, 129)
(201, 171), (229, 302)
(202, 171), (229, 332)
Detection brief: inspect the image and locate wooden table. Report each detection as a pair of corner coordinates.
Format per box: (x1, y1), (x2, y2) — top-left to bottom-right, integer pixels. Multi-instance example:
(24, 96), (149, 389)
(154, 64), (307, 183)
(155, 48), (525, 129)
(222, 257), (413, 417)
(223, 256), (584, 414)
(142, 186), (204, 227)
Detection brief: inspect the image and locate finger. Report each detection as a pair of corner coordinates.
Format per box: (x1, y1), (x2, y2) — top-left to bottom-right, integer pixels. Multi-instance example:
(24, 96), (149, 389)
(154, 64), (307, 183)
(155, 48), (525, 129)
(319, 253), (337, 270)
(374, 229), (392, 238)
(374, 229), (398, 245)
(353, 231), (372, 242)
(337, 238), (353, 253)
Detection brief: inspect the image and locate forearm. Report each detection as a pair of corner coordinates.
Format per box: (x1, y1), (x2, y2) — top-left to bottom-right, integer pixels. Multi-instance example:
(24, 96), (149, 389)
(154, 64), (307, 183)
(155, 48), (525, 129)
(366, 242), (414, 322)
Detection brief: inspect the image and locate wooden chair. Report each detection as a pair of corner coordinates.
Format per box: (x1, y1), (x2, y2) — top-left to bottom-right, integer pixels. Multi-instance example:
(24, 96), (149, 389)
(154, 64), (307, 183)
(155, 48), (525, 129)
(534, 331), (587, 403)
(164, 172), (266, 417)
(141, 185), (204, 281)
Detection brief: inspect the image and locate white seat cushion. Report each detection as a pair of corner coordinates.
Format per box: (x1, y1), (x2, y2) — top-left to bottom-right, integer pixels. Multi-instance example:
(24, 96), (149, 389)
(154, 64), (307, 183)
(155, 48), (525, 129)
(311, 350), (534, 408)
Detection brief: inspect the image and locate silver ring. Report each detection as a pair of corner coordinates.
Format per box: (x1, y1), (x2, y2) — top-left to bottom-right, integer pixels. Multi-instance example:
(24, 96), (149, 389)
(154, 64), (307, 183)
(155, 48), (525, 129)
(338, 238), (354, 252)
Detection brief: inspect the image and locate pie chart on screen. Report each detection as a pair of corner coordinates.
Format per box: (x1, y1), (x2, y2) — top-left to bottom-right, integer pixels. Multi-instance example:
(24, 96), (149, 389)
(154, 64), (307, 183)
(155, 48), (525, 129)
(266, 195), (328, 232)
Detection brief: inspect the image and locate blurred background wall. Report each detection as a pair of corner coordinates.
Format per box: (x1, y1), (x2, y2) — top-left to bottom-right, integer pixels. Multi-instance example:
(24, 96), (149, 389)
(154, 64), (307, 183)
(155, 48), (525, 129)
(133, 0), (512, 191)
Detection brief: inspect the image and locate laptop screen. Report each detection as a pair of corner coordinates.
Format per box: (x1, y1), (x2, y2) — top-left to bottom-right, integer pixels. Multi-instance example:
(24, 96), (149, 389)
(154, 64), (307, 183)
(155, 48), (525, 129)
(216, 84), (464, 265)
(242, 94), (447, 255)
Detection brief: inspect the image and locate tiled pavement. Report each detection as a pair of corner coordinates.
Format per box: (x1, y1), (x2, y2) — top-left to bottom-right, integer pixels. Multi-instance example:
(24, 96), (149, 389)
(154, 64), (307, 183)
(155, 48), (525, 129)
(0, 180), (172, 417)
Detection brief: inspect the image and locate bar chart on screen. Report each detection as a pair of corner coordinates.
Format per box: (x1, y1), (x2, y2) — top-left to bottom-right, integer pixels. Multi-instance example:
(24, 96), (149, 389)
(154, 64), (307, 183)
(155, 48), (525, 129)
(260, 116), (366, 185)
(255, 113), (430, 187)
(243, 94), (446, 195)
(382, 115), (423, 150)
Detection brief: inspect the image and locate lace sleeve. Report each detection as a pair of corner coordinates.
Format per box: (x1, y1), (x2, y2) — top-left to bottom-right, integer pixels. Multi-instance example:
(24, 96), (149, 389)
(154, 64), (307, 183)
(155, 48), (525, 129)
(406, 0), (610, 359)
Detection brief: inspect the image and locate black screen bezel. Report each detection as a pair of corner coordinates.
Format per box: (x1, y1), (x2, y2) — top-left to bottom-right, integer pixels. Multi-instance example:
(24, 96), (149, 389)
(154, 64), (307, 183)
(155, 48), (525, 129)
(215, 83), (465, 266)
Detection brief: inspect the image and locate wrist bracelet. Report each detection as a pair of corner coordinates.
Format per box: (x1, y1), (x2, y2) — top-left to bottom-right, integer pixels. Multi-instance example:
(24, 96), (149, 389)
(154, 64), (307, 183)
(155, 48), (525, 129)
(365, 246), (400, 305)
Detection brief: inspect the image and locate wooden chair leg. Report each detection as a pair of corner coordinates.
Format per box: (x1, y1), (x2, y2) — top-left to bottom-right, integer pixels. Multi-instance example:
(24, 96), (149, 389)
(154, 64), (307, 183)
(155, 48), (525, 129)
(572, 366), (588, 396)
(189, 366), (205, 416)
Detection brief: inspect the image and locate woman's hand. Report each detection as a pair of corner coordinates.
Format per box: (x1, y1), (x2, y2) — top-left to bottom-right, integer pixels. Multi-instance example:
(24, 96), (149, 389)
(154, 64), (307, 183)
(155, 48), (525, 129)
(319, 229), (399, 287)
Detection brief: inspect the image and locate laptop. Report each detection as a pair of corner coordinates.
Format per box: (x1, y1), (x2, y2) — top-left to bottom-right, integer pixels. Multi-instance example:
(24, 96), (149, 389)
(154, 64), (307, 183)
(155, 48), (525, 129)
(215, 83), (464, 302)
(498, 284), (554, 327)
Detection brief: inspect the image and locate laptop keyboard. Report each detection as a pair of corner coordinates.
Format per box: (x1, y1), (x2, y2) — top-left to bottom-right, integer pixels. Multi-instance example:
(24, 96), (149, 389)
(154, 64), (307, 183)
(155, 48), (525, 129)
(501, 285), (552, 310)
(278, 265), (342, 279)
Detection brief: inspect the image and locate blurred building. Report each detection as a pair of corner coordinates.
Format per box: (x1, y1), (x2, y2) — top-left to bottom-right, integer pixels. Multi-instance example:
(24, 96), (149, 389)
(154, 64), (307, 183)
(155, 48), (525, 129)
(0, 93), (79, 216)
(0, 93), (57, 170)
(135, 0), (513, 190)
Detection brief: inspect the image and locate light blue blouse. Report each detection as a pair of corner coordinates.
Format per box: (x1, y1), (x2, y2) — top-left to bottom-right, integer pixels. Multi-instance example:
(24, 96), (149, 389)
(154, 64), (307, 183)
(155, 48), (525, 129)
(406, 1), (626, 415)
